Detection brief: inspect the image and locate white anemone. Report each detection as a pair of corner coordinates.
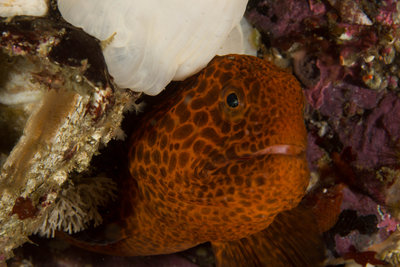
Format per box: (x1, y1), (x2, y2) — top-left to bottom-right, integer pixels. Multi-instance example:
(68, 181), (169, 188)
(58, 0), (249, 95)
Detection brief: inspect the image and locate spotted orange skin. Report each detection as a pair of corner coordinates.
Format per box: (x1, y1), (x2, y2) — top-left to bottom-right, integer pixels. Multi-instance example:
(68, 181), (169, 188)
(97, 55), (309, 256)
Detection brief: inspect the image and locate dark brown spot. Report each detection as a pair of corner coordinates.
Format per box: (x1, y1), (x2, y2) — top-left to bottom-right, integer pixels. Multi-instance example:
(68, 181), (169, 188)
(168, 181), (175, 189)
(241, 142), (249, 150)
(234, 176), (243, 186)
(150, 165), (158, 175)
(264, 137), (270, 146)
(203, 86), (219, 106)
(229, 165), (239, 175)
(203, 145), (212, 154)
(147, 131), (157, 147)
(162, 150), (169, 164)
(254, 124), (263, 133)
(245, 177), (252, 187)
(191, 98), (206, 110)
(255, 176), (265, 186)
(270, 107), (277, 117)
(193, 140), (205, 153)
(200, 185), (208, 192)
(240, 214), (252, 222)
(160, 167), (167, 177)
(227, 187), (235, 194)
(193, 111), (209, 127)
(197, 79), (207, 93)
(233, 120), (246, 131)
(162, 116), (175, 133)
(221, 121), (231, 134)
(218, 165), (229, 176)
(212, 153), (225, 164)
(209, 181), (216, 190)
(240, 200), (252, 207)
(233, 130), (244, 140)
(176, 102), (191, 123)
(226, 146), (237, 159)
(205, 65), (216, 77)
(201, 207), (211, 214)
(172, 124), (194, 139)
(139, 166), (146, 178)
(222, 62), (233, 70)
(201, 127), (221, 144)
(144, 150), (151, 165)
(235, 207), (244, 213)
(211, 216), (221, 222)
(254, 194), (262, 200)
(209, 108), (223, 126)
(178, 152), (189, 167)
(149, 175), (157, 185)
(152, 150), (161, 165)
(182, 135), (196, 149)
(157, 192), (165, 201)
(204, 162), (217, 171)
(194, 212), (202, 221)
(250, 144), (257, 152)
(160, 135), (168, 150)
(250, 113), (259, 122)
(258, 140), (264, 149)
(222, 175), (231, 185)
(249, 81), (260, 102)
(215, 189), (223, 197)
(168, 153), (177, 172)
(219, 72), (233, 84)
(244, 77), (253, 86)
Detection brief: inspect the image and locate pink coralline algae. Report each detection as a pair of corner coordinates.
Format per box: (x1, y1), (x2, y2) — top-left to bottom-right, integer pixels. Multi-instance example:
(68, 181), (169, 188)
(247, 0), (400, 106)
(318, 86), (400, 171)
(377, 208), (399, 234)
(247, 0), (400, 265)
(375, 0), (398, 25)
(325, 188), (399, 260)
(246, 0), (318, 40)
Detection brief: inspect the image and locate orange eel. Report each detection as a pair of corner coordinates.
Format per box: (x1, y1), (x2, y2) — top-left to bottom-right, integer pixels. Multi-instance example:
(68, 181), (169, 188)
(70, 55), (322, 266)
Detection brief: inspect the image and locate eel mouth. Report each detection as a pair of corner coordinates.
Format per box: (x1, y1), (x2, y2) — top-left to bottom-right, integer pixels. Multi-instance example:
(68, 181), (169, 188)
(237, 144), (306, 160)
(252, 144), (306, 156)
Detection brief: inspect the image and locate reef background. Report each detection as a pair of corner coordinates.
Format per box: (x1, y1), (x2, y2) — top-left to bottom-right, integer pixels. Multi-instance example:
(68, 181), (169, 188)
(246, 0), (400, 266)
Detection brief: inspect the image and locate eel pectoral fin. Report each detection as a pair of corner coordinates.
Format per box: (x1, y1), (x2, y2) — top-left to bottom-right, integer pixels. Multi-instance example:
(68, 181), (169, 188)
(56, 221), (129, 256)
(211, 204), (325, 267)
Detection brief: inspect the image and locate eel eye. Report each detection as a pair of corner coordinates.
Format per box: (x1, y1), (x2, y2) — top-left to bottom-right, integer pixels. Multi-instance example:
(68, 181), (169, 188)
(220, 85), (245, 121)
(226, 93), (239, 108)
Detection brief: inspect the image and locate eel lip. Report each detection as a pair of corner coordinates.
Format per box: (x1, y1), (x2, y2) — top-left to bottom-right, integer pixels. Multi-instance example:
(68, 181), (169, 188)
(253, 144), (306, 156)
(238, 144), (306, 160)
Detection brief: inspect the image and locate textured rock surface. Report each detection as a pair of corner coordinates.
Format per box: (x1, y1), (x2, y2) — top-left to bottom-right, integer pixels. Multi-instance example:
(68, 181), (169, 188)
(0, 15), (133, 261)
